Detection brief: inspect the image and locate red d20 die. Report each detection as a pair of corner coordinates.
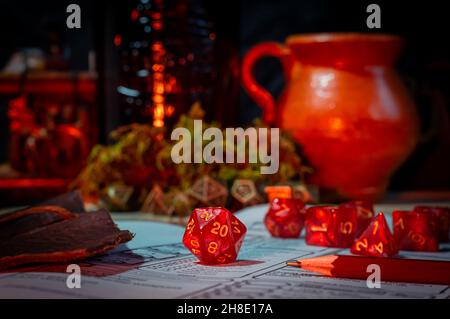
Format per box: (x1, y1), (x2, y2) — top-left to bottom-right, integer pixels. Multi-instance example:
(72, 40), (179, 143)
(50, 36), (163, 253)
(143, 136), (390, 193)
(340, 200), (374, 236)
(351, 212), (398, 257)
(264, 198), (305, 238)
(414, 206), (450, 243)
(305, 206), (357, 247)
(393, 210), (439, 251)
(182, 207), (247, 265)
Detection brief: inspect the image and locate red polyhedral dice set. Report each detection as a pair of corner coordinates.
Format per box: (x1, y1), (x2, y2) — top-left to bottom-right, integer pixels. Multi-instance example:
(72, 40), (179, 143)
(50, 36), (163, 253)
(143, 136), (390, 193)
(303, 200), (375, 248)
(182, 199), (449, 264)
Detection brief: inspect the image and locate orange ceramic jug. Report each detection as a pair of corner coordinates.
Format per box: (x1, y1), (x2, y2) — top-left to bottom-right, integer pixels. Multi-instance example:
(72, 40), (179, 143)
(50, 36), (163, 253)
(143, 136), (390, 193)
(242, 33), (420, 200)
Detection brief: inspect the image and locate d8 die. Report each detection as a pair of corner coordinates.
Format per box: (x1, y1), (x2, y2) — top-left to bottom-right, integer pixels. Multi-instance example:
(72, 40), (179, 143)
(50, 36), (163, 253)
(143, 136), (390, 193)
(393, 210), (439, 251)
(264, 198), (305, 238)
(414, 206), (450, 242)
(340, 200), (374, 236)
(182, 207), (247, 265)
(305, 206), (357, 247)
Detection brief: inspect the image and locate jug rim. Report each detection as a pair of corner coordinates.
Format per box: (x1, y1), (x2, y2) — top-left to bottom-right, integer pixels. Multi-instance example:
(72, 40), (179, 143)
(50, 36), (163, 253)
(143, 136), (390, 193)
(286, 32), (404, 45)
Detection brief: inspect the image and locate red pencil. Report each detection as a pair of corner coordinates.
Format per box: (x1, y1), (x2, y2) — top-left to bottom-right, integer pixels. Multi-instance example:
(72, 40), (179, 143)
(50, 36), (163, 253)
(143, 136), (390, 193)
(287, 255), (450, 285)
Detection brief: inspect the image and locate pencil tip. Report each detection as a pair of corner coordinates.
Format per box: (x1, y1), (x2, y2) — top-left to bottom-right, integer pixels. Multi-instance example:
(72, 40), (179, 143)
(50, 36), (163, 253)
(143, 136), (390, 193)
(286, 261), (300, 267)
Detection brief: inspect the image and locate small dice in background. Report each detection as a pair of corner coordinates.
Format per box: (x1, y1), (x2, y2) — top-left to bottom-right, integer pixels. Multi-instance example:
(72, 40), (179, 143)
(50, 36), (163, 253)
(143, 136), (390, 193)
(340, 200), (375, 236)
(305, 205), (357, 248)
(414, 206), (450, 243)
(351, 212), (398, 257)
(264, 198), (305, 238)
(393, 210), (439, 251)
(182, 207), (247, 265)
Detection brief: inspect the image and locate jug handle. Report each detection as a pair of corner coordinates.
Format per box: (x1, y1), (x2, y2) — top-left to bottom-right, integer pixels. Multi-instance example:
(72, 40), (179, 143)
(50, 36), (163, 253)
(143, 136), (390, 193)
(242, 42), (294, 125)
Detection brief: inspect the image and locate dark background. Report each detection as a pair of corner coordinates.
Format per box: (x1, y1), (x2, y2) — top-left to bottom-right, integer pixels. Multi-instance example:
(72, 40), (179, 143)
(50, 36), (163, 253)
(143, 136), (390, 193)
(0, 0), (448, 192)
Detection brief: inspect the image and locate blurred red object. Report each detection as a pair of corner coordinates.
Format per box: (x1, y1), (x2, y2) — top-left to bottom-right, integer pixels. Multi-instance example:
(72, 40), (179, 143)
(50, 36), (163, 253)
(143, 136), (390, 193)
(242, 33), (419, 201)
(4, 72), (96, 179)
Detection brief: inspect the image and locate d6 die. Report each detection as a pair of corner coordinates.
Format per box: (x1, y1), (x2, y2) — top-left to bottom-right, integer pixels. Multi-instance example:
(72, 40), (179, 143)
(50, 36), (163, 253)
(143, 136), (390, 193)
(305, 206), (357, 247)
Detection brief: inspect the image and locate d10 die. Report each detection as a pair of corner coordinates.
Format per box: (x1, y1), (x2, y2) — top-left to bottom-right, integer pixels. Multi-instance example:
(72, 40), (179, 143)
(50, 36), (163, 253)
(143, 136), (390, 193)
(340, 200), (374, 236)
(393, 210), (439, 251)
(182, 207), (247, 265)
(264, 198), (305, 238)
(414, 206), (450, 243)
(305, 206), (357, 248)
(351, 213), (398, 257)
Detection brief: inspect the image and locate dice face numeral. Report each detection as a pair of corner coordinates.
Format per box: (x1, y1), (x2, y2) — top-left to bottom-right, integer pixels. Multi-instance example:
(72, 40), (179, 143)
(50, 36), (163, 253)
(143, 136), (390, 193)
(192, 248), (201, 255)
(372, 220), (379, 235)
(355, 238), (368, 251)
(216, 253), (233, 263)
(207, 241), (219, 254)
(187, 219), (195, 234)
(210, 222), (229, 237)
(231, 220), (242, 234)
(394, 217), (404, 230)
(311, 223), (327, 232)
(288, 223), (298, 234)
(340, 221), (353, 234)
(274, 203), (290, 217)
(190, 239), (200, 247)
(200, 211), (212, 221)
(357, 207), (373, 219)
(374, 242), (383, 254)
(409, 231), (426, 245)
